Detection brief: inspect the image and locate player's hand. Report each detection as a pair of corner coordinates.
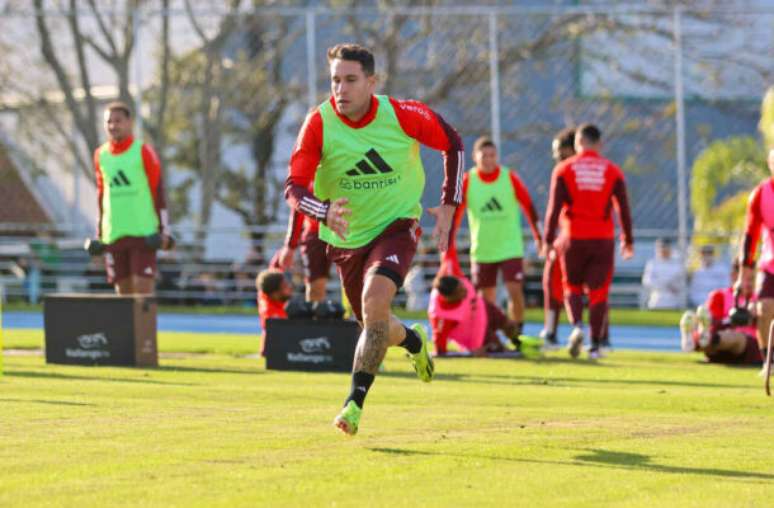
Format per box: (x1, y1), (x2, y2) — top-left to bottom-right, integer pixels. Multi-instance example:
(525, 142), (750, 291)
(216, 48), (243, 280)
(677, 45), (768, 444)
(325, 198), (351, 241)
(161, 233), (175, 251)
(621, 242), (634, 260)
(535, 238), (544, 259)
(734, 265), (754, 297)
(277, 246), (295, 270)
(427, 204), (455, 253)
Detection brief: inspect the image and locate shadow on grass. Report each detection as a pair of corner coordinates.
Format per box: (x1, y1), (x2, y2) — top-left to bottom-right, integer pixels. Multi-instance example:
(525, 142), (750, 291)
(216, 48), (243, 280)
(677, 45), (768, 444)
(6, 369), (197, 386)
(0, 397), (96, 407)
(155, 365), (265, 376)
(369, 447), (774, 481)
(379, 369), (746, 390)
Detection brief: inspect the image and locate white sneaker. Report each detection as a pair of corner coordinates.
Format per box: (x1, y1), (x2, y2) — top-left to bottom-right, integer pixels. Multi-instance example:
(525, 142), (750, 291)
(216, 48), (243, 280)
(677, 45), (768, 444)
(695, 306), (711, 349)
(679, 311), (696, 352)
(588, 347), (604, 360)
(567, 326), (584, 359)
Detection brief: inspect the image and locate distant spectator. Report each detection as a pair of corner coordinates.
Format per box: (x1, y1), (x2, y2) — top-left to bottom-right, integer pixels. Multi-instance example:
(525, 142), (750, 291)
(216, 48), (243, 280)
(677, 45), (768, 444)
(679, 259), (761, 365)
(689, 245), (730, 307)
(642, 238), (686, 309)
(256, 269), (292, 340)
(404, 263), (428, 312)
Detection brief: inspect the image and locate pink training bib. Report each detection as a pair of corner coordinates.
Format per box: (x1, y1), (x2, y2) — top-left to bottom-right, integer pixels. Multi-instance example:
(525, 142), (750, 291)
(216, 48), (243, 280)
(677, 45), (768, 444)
(428, 277), (488, 351)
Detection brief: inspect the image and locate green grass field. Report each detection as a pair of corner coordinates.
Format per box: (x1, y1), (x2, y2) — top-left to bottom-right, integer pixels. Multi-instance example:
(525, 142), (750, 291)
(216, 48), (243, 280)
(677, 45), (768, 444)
(2, 328), (773, 507)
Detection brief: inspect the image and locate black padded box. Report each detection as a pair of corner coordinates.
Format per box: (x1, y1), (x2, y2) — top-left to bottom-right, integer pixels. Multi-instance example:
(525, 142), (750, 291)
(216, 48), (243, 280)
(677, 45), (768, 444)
(264, 319), (360, 372)
(43, 294), (158, 367)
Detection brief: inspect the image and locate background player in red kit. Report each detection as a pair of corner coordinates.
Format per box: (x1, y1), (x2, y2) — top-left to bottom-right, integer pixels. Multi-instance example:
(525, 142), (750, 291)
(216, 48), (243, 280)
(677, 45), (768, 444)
(540, 127), (575, 349)
(543, 123), (634, 359)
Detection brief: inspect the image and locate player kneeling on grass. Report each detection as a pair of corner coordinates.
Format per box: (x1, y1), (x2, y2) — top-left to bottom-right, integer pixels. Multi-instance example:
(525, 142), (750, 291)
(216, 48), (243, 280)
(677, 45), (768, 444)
(679, 259), (763, 366)
(429, 274), (531, 357)
(256, 269), (293, 355)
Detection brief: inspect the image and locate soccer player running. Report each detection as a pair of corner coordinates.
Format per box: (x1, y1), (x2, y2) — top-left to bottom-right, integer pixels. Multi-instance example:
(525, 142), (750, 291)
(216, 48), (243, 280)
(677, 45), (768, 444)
(444, 136), (542, 339)
(540, 127), (575, 349)
(285, 43), (463, 435)
(543, 124), (634, 359)
(93, 101), (172, 295)
(737, 148), (774, 372)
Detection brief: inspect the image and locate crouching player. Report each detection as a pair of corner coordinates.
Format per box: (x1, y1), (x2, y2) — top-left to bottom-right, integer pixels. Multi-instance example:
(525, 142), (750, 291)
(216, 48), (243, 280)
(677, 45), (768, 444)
(679, 260), (762, 365)
(256, 269), (293, 354)
(429, 274), (525, 356)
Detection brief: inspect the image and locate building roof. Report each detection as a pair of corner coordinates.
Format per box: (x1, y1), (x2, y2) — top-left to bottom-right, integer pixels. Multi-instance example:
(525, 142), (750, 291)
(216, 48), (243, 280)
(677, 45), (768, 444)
(0, 144), (51, 229)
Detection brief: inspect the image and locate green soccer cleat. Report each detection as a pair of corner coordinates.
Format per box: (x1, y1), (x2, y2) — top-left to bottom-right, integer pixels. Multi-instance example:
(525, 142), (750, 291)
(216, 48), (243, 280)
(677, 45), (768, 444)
(333, 400), (362, 436)
(407, 324), (434, 383)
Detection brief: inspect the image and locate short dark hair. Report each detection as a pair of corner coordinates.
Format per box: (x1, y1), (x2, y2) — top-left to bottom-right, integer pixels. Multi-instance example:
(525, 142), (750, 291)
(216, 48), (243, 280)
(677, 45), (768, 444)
(554, 127), (576, 151)
(473, 136), (496, 153)
(434, 275), (460, 297)
(327, 43), (375, 76)
(577, 123), (601, 144)
(105, 101), (132, 118)
(257, 269), (285, 294)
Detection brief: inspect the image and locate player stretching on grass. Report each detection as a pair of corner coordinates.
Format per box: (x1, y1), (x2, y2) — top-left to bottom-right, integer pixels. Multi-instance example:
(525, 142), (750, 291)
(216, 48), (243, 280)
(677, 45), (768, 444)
(285, 43), (463, 435)
(543, 124), (634, 359)
(443, 136), (542, 339)
(737, 149), (774, 372)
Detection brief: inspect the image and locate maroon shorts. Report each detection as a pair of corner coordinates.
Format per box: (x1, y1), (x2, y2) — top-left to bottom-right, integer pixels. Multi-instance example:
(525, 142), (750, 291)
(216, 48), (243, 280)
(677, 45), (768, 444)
(707, 335), (763, 365)
(327, 219), (421, 322)
(471, 257), (523, 289)
(482, 299), (508, 350)
(104, 236), (157, 284)
(300, 232), (332, 282)
(542, 248), (564, 308)
(560, 239), (614, 296)
(758, 271), (774, 299)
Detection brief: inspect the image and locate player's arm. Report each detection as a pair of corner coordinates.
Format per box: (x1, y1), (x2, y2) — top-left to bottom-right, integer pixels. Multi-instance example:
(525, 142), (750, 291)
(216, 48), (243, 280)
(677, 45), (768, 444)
(93, 148), (104, 239)
(284, 110), (330, 224)
(543, 168), (569, 252)
(141, 144), (170, 241)
(270, 210), (305, 270)
(441, 174), (468, 273)
(391, 98), (463, 251)
(509, 171), (542, 248)
(611, 171), (634, 255)
(429, 315), (456, 355)
(738, 185), (763, 296)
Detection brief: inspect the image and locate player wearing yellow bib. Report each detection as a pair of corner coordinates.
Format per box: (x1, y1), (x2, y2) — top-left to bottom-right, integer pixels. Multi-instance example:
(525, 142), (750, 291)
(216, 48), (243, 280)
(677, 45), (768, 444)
(444, 136), (542, 338)
(285, 44), (464, 435)
(93, 102), (172, 295)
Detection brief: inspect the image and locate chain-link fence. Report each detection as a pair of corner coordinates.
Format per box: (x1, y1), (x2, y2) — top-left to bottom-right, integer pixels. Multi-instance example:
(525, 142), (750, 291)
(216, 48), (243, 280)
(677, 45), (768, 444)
(0, 2), (771, 267)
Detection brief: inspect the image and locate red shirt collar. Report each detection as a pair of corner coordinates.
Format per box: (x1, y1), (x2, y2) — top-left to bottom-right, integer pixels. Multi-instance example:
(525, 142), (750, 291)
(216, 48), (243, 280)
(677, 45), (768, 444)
(577, 149), (600, 158)
(108, 136), (134, 155)
(329, 96), (379, 128)
(475, 165), (501, 183)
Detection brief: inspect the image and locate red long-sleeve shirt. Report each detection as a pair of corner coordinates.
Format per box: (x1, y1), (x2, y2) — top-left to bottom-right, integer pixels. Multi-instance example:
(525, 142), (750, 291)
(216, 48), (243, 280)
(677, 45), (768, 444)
(284, 95), (464, 224)
(94, 136), (167, 238)
(444, 166), (541, 265)
(740, 179), (773, 268)
(543, 149), (633, 246)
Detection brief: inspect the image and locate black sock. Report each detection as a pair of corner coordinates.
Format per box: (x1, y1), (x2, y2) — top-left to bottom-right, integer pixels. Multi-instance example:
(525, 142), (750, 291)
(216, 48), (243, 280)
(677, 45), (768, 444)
(345, 371), (375, 409)
(399, 326), (422, 354)
(591, 337), (602, 350)
(515, 322), (524, 336)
